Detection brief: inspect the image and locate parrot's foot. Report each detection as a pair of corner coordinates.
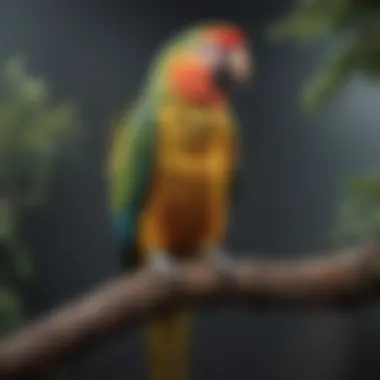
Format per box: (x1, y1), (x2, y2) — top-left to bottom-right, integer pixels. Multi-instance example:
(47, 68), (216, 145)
(147, 250), (179, 284)
(205, 247), (236, 287)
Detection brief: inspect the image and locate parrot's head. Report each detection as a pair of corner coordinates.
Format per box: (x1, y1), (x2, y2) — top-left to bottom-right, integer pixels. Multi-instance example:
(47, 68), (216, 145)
(149, 21), (252, 104)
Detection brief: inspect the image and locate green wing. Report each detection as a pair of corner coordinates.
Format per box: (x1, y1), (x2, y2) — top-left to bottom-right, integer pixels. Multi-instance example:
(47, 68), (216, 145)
(107, 99), (157, 267)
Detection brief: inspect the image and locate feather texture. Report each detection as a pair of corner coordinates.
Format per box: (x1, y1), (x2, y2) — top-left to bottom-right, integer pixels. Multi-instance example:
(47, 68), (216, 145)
(107, 98), (157, 266)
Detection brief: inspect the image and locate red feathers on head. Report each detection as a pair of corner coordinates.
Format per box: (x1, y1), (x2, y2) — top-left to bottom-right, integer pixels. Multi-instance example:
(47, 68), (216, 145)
(205, 25), (246, 49)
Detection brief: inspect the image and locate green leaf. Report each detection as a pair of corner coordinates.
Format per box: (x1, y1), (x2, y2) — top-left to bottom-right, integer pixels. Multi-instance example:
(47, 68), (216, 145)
(333, 169), (380, 245)
(268, 0), (380, 110)
(0, 55), (81, 209)
(268, 10), (337, 41)
(300, 35), (359, 111)
(0, 287), (24, 333)
(7, 237), (33, 280)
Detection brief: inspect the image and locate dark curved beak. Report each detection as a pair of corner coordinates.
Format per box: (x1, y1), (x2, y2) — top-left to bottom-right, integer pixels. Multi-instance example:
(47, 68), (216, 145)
(213, 47), (253, 91)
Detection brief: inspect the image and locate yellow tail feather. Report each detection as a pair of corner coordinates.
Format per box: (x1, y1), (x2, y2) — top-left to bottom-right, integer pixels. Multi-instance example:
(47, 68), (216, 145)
(144, 311), (191, 380)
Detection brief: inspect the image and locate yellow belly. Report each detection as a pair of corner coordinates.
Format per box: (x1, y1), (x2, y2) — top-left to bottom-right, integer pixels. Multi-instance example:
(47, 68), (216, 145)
(137, 160), (227, 256)
(157, 174), (213, 246)
(137, 100), (234, 257)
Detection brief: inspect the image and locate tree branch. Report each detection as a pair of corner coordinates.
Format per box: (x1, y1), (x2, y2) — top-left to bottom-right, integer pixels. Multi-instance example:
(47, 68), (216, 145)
(1, 244), (380, 379)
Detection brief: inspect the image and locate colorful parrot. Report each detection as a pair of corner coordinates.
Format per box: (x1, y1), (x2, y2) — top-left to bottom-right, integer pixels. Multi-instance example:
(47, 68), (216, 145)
(107, 20), (252, 380)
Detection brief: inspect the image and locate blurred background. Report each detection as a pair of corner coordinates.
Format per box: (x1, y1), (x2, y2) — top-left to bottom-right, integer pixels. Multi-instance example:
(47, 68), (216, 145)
(1, 0), (380, 379)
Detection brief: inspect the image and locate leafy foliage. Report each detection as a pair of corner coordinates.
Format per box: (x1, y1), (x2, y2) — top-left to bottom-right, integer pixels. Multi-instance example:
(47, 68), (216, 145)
(271, 0), (380, 248)
(0, 56), (81, 334)
(0, 287), (23, 331)
(333, 169), (380, 244)
(269, 0), (380, 111)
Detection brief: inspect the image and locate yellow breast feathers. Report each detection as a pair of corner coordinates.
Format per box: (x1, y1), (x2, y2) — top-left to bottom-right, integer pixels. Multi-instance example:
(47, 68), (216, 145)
(156, 100), (236, 179)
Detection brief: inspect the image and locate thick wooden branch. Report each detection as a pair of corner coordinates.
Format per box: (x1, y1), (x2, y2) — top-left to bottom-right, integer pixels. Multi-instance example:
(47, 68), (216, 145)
(1, 244), (380, 380)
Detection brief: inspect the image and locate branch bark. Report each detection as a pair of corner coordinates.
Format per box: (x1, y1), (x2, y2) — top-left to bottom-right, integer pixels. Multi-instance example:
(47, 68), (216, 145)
(1, 244), (380, 380)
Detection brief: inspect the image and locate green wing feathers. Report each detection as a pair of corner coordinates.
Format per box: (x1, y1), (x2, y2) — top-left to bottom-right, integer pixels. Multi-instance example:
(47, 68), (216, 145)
(107, 100), (157, 267)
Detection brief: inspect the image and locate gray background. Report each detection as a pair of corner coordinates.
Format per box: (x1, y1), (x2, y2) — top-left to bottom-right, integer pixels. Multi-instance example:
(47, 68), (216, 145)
(2, 0), (380, 379)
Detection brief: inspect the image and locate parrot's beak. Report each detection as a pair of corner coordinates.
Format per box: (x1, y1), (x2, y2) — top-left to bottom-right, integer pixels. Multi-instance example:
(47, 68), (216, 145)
(228, 47), (253, 85)
(212, 46), (253, 92)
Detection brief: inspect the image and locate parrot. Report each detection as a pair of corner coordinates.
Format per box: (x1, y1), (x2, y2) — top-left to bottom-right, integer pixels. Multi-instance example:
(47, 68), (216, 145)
(107, 20), (252, 380)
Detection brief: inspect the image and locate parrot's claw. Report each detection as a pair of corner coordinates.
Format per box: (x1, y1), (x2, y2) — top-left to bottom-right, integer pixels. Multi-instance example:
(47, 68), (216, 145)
(147, 250), (178, 282)
(205, 247), (236, 286)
